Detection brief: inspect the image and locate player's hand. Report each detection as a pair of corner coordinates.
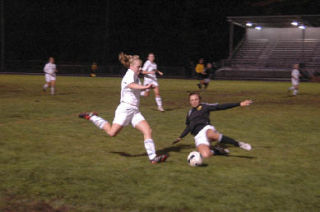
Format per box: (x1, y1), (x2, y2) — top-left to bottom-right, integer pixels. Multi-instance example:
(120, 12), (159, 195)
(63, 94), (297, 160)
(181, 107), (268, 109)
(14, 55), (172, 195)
(157, 71), (164, 76)
(145, 84), (153, 89)
(172, 138), (182, 145)
(240, 100), (253, 107)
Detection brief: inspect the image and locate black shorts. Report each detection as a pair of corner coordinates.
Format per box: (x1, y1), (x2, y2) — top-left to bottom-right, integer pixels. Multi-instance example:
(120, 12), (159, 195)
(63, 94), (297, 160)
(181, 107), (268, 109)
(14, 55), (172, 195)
(197, 73), (207, 80)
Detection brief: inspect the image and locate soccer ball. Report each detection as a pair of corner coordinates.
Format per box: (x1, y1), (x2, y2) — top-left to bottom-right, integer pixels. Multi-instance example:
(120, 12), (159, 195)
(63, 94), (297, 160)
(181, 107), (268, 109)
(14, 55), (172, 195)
(187, 151), (203, 167)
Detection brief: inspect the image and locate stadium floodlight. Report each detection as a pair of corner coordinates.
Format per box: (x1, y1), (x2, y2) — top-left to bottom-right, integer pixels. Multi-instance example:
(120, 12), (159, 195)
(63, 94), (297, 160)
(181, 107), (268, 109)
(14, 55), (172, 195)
(255, 26), (262, 30)
(298, 25), (306, 30)
(291, 21), (298, 26)
(246, 22), (253, 27)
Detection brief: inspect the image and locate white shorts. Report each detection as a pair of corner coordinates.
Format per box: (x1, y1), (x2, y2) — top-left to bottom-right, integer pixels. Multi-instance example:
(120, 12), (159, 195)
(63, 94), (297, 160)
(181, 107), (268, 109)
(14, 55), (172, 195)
(45, 74), (56, 82)
(194, 125), (218, 147)
(291, 79), (299, 86)
(204, 78), (210, 83)
(143, 77), (159, 91)
(112, 102), (145, 127)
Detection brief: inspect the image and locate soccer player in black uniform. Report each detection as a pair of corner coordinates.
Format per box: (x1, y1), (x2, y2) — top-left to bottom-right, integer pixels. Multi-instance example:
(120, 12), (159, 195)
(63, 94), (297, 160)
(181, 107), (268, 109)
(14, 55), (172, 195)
(173, 93), (253, 158)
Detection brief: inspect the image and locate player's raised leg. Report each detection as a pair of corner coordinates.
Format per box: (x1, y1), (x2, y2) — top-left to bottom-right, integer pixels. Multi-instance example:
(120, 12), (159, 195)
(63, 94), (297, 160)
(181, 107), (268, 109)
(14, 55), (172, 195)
(197, 144), (213, 158)
(78, 112), (123, 137)
(43, 81), (50, 91)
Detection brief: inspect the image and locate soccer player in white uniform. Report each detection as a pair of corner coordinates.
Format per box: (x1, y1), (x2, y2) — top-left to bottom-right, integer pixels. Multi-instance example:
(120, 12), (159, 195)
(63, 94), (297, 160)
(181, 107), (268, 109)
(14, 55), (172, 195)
(173, 93), (252, 158)
(43, 57), (57, 95)
(79, 53), (168, 164)
(288, 64), (301, 96)
(140, 53), (165, 112)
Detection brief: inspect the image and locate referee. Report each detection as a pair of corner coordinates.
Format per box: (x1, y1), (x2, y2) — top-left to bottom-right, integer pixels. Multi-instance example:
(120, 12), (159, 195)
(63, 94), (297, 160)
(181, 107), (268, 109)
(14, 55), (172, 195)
(173, 93), (253, 158)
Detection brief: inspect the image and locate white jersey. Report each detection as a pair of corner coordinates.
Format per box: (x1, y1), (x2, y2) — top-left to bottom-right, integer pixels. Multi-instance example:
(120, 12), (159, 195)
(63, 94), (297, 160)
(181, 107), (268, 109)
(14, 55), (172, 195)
(291, 69), (300, 85)
(142, 60), (157, 81)
(44, 62), (56, 75)
(120, 69), (141, 107)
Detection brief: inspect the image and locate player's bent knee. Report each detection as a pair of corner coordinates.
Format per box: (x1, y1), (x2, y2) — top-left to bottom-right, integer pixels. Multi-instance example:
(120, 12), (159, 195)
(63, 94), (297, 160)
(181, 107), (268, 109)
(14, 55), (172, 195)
(201, 151), (211, 158)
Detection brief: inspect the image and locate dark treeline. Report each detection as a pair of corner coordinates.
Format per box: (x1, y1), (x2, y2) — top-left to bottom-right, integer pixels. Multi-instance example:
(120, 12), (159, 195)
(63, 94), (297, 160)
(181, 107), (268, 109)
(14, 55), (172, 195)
(2, 0), (319, 65)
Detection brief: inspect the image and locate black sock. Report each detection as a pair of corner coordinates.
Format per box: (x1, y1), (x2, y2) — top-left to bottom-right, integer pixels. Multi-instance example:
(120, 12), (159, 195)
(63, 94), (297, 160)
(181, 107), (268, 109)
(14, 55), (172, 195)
(204, 83), (208, 88)
(220, 135), (240, 147)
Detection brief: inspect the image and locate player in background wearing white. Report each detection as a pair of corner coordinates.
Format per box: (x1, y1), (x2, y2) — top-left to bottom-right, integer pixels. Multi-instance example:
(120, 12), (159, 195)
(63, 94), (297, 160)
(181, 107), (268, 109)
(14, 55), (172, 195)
(43, 57), (57, 95)
(173, 93), (252, 158)
(288, 64), (301, 96)
(78, 53), (168, 164)
(140, 53), (165, 112)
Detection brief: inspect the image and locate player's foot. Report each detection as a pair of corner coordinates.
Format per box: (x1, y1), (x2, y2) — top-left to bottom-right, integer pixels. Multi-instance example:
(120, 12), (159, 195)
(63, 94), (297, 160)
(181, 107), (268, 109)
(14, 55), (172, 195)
(212, 145), (230, 155)
(239, 141), (252, 151)
(151, 154), (168, 164)
(158, 106), (165, 112)
(78, 112), (98, 120)
(197, 83), (202, 89)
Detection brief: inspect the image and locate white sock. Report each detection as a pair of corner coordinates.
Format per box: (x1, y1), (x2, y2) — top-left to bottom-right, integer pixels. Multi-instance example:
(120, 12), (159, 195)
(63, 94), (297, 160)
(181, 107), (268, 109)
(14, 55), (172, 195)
(51, 87), (55, 95)
(155, 97), (162, 107)
(144, 139), (156, 160)
(43, 84), (48, 90)
(288, 86), (294, 90)
(293, 89), (298, 95)
(89, 115), (108, 129)
(140, 91), (145, 96)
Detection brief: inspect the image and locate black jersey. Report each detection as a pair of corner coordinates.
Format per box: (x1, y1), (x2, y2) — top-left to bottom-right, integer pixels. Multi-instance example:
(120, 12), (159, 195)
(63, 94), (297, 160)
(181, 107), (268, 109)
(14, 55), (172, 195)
(179, 102), (240, 138)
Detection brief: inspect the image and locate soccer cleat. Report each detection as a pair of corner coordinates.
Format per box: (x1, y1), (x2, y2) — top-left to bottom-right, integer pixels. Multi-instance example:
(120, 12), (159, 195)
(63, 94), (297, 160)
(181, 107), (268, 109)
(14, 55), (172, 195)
(212, 145), (230, 155)
(158, 106), (165, 112)
(239, 141), (252, 151)
(151, 154), (168, 164)
(78, 112), (98, 120)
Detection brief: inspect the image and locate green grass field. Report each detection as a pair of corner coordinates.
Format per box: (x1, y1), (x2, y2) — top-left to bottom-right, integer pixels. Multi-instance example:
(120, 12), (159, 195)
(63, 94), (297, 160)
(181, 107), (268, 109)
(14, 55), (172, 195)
(1, 74), (320, 211)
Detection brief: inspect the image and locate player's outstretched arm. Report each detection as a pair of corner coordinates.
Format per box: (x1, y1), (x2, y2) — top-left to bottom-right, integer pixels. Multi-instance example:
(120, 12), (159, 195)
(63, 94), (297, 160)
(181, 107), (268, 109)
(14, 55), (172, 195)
(128, 83), (153, 90)
(141, 70), (156, 75)
(156, 70), (164, 76)
(172, 138), (182, 145)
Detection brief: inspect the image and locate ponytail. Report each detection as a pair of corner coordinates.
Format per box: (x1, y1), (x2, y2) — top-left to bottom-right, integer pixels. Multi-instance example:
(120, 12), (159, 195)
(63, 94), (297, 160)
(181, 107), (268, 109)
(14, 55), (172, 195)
(119, 52), (141, 68)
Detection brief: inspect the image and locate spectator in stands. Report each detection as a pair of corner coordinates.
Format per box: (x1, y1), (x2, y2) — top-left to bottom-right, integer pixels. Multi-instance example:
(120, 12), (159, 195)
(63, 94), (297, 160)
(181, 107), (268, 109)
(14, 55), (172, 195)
(195, 58), (206, 89)
(288, 64), (301, 96)
(90, 62), (98, 77)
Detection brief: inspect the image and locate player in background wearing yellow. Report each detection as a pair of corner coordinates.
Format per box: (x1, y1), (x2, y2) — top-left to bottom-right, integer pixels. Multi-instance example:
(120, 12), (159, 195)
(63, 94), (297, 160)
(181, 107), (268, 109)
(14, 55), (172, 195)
(43, 57), (57, 95)
(140, 53), (165, 112)
(195, 58), (206, 89)
(90, 62), (98, 77)
(79, 53), (168, 164)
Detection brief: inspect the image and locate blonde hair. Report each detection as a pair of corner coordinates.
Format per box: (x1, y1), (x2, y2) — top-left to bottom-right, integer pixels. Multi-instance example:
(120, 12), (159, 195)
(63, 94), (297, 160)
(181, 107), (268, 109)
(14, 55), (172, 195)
(119, 52), (141, 68)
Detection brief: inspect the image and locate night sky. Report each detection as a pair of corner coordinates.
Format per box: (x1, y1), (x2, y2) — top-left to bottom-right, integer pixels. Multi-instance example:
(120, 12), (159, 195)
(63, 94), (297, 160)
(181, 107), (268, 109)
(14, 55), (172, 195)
(2, 0), (319, 65)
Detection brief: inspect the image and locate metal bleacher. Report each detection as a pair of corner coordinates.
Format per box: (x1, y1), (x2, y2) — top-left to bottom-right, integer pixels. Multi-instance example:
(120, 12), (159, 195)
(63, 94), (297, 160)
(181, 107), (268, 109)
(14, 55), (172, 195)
(220, 39), (320, 80)
(222, 15), (320, 80)
(231, 39), (320, 69)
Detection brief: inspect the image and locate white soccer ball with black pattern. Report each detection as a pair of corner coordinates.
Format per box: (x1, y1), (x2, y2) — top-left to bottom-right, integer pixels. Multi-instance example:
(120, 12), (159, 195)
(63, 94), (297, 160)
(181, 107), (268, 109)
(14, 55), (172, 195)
(187, 151), (203, 167)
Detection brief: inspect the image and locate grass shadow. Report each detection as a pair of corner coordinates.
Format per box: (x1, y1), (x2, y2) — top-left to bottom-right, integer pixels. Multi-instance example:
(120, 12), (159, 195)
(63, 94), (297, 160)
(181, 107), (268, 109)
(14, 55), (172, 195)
(223, 155), (256, 159)
(110, 151), (146, 157)
(156, 144), (194, 155)
(110, 144), (194, 158)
